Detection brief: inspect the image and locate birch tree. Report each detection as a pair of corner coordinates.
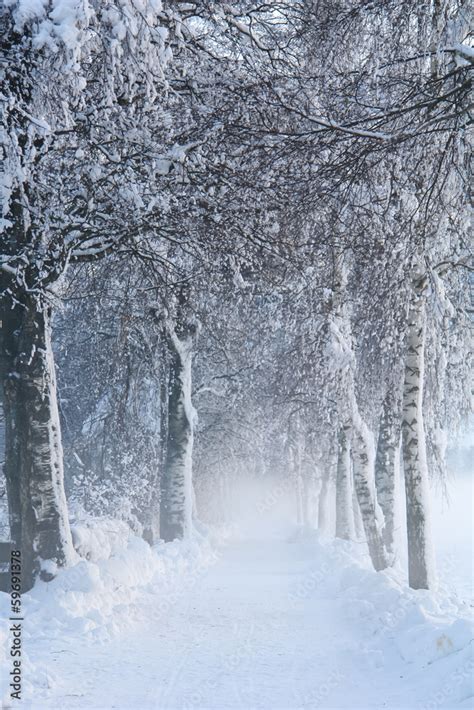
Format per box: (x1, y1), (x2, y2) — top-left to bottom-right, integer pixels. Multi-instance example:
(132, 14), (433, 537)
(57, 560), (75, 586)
(401, 270), (434, 588)
(374, 388), (402, 558)
(159, 285), (198, 541)
(335, 424), (353, 541)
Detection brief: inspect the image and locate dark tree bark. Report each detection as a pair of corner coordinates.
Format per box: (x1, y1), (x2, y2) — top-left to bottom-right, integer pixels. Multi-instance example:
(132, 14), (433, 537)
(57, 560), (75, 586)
(1, 12), (73, 588)
(0, 293), (74, 589)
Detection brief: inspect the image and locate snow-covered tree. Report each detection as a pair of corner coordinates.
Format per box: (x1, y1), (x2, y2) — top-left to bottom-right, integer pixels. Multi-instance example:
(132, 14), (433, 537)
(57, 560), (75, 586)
(0, 0), (177, 585)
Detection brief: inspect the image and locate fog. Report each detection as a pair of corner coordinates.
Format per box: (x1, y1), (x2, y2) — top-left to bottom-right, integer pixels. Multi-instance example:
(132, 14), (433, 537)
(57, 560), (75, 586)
(432, 470), (473, 600)
(197, 458), (473, 601)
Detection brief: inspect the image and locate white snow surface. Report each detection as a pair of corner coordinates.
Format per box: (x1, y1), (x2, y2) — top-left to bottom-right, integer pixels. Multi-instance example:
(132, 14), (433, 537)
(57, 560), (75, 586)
(1, 508), (472, 709)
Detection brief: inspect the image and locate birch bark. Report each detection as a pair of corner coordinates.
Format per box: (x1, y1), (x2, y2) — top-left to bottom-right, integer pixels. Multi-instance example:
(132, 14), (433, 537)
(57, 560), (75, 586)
(160, 320), (196, 542)
(318, 469), (329, 533)
(335, 424), (353, 541)
(401, 282), (434, 589)
(352, 424), (389, 572)
(374, 388), (401, 557)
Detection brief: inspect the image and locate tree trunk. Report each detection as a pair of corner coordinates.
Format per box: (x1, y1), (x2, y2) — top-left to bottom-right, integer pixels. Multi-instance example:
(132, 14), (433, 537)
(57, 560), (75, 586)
(0, 12), (74, 588)
(160, 324), (195, 542)
(0, 294), (74, 589)
(401, 287), (434, 590)
(142, 340), (169, 545)
(288, 418), (305, 526)
(293, 441), (304, 526)
(352, 425), (388, 572)
(301, 468), (310, 527)
(352, 488), (364, 541)
(317, 469), (329, 533)
(335, 425), (353, 541)
(374, 388), (401, 557)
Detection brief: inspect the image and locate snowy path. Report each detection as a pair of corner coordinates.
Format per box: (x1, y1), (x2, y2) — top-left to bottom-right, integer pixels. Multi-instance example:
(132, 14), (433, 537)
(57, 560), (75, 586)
(22, 525), (473, 710)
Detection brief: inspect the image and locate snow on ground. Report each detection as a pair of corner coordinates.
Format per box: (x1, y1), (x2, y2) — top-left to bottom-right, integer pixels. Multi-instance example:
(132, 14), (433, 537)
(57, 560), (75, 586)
(0, 485), (472, 710)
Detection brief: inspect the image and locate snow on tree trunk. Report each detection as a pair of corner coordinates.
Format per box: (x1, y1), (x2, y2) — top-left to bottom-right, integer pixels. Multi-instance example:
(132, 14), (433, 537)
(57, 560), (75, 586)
(335, 424), (353, 541)
(0, 295), (75, 588)
(401, 285), (434, 590)
(0, 9), (77, 588)
(352, 423), (389, 572)
(374, 388), (401, 558)
(160, 322), (196, 542)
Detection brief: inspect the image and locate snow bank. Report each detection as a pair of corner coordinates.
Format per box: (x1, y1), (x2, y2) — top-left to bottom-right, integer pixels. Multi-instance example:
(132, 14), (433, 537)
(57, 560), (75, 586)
(0, 515), (220, 704)
(292, 530), (473, 709)
(70, 516), (133, 562)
